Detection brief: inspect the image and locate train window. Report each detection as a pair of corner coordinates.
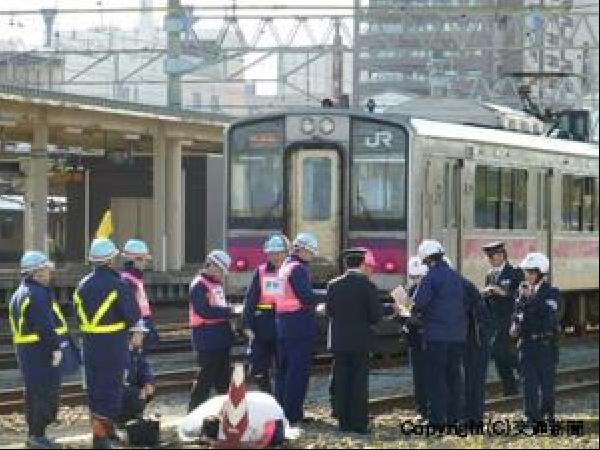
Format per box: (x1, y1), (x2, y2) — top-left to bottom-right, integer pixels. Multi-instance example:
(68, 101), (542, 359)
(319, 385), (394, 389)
(514, 170), (528, 229)
(562, 175), (597, 231)
(443, 163), (450, 228)
(474, 165), (528, 229)
(0, 215), (15, 239)
(302, 157), (331, 220)
(536, 173), (549, 230)
(350, 119), (408, 230)
(228, 120), (284, 228)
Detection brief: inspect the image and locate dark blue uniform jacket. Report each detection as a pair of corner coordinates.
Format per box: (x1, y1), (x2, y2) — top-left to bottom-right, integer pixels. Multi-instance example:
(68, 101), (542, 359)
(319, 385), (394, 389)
(243, 261), (277, 341)
(276, 255), (323, 341)
(414, 260), (468, 343)
(190, 273), (233, 352)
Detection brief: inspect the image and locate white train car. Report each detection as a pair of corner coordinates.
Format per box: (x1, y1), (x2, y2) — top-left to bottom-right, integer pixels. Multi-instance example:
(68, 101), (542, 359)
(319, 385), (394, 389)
(224, 110), (599, 331)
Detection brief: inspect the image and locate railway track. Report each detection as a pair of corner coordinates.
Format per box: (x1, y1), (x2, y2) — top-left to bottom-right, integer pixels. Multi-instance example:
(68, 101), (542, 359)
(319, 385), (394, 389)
(0, 364), (597, 417)
(368, 365), (599, 414)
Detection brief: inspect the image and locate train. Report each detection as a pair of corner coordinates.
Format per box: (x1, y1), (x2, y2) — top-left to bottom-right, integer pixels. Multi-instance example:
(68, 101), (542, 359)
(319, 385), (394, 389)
(224, 109), (599, 332)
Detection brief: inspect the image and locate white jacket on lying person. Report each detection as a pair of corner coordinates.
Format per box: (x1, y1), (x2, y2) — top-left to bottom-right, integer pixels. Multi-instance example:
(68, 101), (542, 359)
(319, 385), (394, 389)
(178, 364), (297, 447)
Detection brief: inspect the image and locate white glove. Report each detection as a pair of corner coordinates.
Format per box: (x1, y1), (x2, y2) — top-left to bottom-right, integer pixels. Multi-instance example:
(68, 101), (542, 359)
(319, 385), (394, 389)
(51, 350), (63, 367)
(315, 303), (327, 315)
(244, 328), (255, 342)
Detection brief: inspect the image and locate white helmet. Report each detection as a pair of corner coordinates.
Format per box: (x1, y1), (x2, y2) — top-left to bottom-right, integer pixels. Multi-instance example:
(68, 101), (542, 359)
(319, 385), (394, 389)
(407, 256), (428, 277)
(292, 232), (319, 256)
(520, 252), (550, 274)
(207, 250), (232, 274)
(417, 239), (445, 262)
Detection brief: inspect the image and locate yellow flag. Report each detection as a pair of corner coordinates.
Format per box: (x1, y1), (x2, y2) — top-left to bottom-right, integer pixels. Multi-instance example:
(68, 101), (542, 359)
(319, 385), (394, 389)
(95, 210), (114, 239)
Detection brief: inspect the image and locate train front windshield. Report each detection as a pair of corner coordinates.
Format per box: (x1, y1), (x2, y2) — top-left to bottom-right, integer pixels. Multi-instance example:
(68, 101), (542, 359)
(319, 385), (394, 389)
(227, 114), (408, 278)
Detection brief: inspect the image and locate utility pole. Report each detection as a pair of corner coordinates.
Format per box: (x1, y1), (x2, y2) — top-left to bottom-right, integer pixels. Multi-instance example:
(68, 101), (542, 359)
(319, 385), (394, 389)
(332, 18), (344, 104)
(538, 0), (546, 109)
(167, 0), (182, 109)
(352, 0), (360, 108)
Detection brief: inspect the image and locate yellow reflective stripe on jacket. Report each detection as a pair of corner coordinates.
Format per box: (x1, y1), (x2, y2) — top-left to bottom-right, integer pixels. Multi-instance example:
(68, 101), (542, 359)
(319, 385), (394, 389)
(10, 298), (70, 345)
(73, 290), (127, 334)
(9, 297), (40, 344)
(52, 302), (68, 336)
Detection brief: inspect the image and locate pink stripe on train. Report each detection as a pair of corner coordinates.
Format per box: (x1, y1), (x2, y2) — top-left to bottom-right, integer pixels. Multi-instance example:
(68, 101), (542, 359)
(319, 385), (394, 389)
(553, 238), (599, 258)
(464, 238), (537, 259)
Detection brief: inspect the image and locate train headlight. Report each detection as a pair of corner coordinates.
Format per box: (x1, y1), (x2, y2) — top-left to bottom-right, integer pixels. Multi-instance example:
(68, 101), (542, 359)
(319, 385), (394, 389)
(383, 261), (398, 273)
(319, 117), (335, 135)
(234, 258), (249, 271)
(300, 117), (315, 135)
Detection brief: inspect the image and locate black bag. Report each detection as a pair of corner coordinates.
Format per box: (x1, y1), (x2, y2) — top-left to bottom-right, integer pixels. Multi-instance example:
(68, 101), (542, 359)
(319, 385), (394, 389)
(125, 418), (160, 447)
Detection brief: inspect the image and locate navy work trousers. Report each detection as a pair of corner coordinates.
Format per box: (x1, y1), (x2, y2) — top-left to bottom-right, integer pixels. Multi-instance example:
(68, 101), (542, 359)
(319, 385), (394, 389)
(425, 341), (465, 426)
(276, 338), (314, 424)
(519, 339), (556, 423)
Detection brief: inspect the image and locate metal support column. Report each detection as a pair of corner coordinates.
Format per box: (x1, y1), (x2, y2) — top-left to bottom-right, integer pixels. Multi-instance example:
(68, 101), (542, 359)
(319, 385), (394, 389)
(24, 118), (49, 252)
(166, 139), (183, 270)
(152, 128), (167, 272)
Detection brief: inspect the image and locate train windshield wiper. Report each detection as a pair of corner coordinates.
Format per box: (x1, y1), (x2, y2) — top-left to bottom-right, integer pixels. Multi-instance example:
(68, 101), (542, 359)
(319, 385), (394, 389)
(255, 195), (282, 226)
(357, 195), (378, 228)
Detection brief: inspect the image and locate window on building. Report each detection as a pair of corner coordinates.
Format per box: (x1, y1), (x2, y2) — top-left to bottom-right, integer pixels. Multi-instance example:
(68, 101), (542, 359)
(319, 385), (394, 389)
(192, 92), (202, 109)
(562, 175), (597, 231)
(210, 94), (220, 112)
(475, 166), (528, 229)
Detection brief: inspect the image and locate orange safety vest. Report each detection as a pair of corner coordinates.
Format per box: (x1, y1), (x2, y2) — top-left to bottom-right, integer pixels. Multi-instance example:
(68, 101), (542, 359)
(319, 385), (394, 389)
(257, 263), (284, 310)
(121, 272), (152, 318)
(189, 274), (228, 327)
(276, 260), (303, 314)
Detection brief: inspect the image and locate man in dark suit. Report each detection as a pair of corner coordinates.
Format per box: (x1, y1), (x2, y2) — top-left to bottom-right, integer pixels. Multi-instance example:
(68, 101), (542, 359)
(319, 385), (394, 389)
(325, 248), (395, 434)
(482, 241), (523, 396)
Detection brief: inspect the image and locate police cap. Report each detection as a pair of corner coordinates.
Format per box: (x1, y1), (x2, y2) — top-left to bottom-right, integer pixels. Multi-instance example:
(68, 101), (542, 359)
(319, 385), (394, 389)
(343, 247), (376, 268)
(482, 241), (506, 255)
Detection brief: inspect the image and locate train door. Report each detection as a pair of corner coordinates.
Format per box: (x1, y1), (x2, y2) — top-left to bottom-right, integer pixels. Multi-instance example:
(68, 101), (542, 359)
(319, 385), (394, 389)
(288, 150), (341, 265)
(426, 158), (463, 271)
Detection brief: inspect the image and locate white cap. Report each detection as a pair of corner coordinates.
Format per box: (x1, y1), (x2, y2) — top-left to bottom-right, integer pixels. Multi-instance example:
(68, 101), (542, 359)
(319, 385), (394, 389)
(407, 256), (428, 277)
(207, 250), (231, 274)
(417, 239), (445, 261)
(520, 252), (550, 274)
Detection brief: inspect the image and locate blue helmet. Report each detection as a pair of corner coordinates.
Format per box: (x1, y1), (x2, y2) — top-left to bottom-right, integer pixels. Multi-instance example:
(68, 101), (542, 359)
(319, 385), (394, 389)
(123, 239), (151, 260)
(292, 232), (319, 256)
(89, 238), (119, 263)
(263, 234), (289, 254)
(20, 251), (54, 274)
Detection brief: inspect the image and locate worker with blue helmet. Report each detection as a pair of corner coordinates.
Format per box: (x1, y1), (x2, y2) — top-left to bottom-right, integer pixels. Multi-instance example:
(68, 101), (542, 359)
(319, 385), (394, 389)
(121, 239), (159, 346)
(242, 234), (290, 393)
(275, 232), (324, 425)
(9, 251), (69, 449)
(73, 238), (140, 448)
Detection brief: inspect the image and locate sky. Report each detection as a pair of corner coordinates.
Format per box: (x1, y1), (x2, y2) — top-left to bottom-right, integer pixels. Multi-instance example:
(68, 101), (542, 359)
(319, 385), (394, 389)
(0, 0), (355, 49)
(0, 0), (355, 95)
